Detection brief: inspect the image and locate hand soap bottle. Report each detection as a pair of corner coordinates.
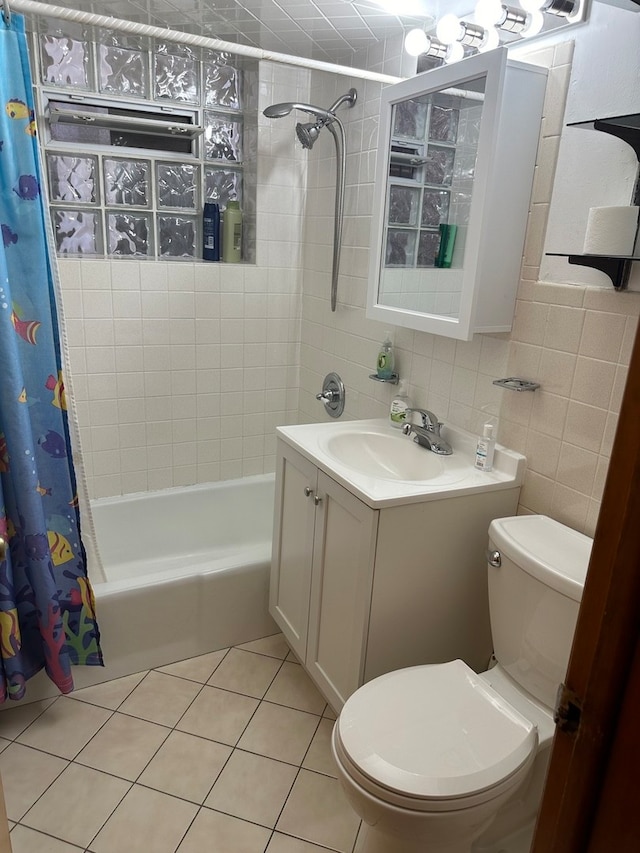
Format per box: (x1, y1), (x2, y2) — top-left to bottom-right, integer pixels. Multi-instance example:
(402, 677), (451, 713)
(475, 423), (496, 471)
(390, 381), (412, 429)
(376, 331), (395, 380)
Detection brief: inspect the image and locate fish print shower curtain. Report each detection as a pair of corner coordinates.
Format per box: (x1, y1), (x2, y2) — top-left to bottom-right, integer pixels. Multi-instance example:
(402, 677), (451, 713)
(0, 12), (102, 701)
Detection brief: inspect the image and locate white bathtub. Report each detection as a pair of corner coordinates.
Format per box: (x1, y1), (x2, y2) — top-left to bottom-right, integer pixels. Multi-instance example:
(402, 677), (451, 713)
(18, 474), (278, 702)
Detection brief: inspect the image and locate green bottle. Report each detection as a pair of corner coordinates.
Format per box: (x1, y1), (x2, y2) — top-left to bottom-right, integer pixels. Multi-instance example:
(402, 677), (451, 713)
(376, 331), (395, 379)
(223, 201), (242, 263)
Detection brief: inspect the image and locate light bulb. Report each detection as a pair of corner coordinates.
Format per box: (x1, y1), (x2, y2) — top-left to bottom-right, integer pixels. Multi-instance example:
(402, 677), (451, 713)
(437, 13), (463, 45)
(444, 42), (465, 64)
(404, 28), (429, 57)
(475, 0), (505, 27)
(522, 9), (544, 33)
(479, 27), (500, 51)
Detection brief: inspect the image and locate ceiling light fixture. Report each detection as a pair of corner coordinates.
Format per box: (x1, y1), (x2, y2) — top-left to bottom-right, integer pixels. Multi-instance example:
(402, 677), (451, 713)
(475, 0), (544, 36)
(404, 29), (448, 59)
(436, 13), (499, 53)
(404, 0), (585, 63)
(519, 0), (578, 18)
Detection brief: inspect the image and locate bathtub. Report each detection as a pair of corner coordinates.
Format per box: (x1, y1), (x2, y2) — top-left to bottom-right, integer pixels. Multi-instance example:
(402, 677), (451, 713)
(19, 474), (278, 702)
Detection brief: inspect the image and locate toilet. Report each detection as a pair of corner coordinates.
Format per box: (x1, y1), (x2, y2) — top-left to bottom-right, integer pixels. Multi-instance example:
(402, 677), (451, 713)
(331, 514), (592, 853)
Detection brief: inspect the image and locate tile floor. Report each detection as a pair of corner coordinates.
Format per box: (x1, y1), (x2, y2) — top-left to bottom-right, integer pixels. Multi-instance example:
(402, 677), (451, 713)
(0, 634), (363, 853)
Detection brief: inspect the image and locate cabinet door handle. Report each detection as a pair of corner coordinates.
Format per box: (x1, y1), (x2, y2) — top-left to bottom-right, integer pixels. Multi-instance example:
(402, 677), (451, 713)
(314, 495), (322, 506)
(304, 486), (313, 497)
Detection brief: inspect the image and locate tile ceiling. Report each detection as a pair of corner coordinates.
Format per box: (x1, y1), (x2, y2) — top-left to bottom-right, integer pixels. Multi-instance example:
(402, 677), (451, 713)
(35, 0), (445, 64)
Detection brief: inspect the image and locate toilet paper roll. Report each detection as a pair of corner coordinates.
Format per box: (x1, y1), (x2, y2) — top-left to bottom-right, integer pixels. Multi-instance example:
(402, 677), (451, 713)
(583, 206), (640, 256)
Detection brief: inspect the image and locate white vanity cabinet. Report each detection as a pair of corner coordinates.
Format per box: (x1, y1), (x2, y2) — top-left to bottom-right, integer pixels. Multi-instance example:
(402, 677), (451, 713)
(270, 435), (522, 711)
(270, 443), (377, 708)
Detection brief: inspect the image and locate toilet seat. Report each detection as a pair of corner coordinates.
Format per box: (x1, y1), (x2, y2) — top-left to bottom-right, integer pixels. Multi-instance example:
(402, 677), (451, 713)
(335, 659), (538, 812)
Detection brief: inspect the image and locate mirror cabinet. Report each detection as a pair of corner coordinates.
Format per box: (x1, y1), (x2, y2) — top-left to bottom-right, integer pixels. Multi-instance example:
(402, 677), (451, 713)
(366, 49), (547, 341)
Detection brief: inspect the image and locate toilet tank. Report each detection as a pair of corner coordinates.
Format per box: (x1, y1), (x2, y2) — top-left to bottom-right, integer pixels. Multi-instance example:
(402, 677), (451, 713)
(487, 515), (592, 709)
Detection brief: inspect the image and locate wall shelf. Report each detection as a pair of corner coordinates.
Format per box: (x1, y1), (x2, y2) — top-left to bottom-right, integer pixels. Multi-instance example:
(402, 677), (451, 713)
(547, 112), (640, 290)
(546, 253), (637, 291)
(568, 113), (640, 163)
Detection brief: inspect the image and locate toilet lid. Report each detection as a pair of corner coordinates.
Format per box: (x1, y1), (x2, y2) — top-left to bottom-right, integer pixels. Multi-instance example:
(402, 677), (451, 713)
(337, 660), (537, 800)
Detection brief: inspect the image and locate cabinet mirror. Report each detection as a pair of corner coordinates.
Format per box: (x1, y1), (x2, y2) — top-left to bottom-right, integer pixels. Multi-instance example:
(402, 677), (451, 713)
(366, 49), (546, 341)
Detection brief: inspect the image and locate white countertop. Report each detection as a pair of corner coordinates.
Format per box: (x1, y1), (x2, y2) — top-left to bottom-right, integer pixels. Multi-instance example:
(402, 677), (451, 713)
(276, 419), (526, 509)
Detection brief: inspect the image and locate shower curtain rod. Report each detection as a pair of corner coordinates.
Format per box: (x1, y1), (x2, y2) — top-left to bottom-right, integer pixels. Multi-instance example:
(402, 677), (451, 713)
(5, 0), (405, 85)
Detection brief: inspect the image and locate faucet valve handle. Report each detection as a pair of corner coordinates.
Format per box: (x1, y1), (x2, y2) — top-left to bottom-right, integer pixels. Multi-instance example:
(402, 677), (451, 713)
(316, 390), (338, 403)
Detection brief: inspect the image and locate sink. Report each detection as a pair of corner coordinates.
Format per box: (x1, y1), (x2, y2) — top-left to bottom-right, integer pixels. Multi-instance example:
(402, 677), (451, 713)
(277, 418), (526, 508)
(323, 429), (463, 482)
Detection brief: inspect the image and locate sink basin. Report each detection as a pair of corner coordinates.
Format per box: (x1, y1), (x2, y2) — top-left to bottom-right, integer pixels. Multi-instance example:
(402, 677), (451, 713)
(278, 418), (526, 508)
(323, 430), (450, 481)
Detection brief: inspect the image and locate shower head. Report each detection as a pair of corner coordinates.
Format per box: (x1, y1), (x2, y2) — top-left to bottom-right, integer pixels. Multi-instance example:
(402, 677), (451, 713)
(263, 103), (295, 118)
(295, 121), (323, 150)
(263, 101), (331, 121)
(262, 89), (357, 128)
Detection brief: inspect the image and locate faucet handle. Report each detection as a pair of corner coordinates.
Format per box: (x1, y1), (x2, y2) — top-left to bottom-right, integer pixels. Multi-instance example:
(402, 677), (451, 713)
(406, 408), (439, 430)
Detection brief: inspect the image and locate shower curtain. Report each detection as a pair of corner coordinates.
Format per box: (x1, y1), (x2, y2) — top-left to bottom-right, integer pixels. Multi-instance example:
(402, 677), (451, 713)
(0, 12), (102, 701)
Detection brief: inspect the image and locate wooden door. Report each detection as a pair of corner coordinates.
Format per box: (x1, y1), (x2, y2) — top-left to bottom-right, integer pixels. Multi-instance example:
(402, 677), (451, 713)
(0, 770), (11, 852)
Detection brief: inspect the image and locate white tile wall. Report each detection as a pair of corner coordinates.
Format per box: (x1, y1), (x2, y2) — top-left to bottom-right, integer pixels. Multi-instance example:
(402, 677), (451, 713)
(58, 62), (309, 499)
(297, 39), (640, 537)
(59, 35), (640, 539)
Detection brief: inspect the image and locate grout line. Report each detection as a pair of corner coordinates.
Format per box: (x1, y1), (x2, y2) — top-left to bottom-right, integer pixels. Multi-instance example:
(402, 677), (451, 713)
(10, 635), (348, 851)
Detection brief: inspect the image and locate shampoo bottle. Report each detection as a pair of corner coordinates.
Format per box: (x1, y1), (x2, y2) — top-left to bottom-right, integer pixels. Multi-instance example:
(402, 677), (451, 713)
(376, 331), (395, 380)
(223, 200), (242, 263)
(475, 423), (496, 472)
(203, 202), (220, 261)
(389, 380), (412, 429)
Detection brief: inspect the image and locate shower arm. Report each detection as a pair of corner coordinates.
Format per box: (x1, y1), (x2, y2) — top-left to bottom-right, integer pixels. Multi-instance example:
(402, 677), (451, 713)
(326, 118), (346, 313)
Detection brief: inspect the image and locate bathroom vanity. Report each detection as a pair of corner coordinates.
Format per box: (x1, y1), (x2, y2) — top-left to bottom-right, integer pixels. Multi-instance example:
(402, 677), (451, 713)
(270, 419), (525, 711)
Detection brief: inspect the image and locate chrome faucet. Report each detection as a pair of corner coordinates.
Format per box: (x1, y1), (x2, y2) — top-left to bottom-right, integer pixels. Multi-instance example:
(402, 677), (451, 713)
(402, 408), (453, 456)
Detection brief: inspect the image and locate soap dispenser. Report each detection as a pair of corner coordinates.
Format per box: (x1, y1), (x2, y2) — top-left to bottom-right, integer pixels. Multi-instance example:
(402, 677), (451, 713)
(390, 381), (412, 429)
(475, 423), (496, 472)
(376, 331), (395, 380)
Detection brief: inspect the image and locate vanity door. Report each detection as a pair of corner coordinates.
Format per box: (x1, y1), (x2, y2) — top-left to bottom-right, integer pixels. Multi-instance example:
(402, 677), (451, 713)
(306, 471), (378, 710)
(270, 443), (318, 662)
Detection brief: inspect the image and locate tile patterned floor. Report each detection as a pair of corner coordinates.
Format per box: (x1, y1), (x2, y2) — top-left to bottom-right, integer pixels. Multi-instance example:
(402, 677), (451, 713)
(0, 634), (363, 853)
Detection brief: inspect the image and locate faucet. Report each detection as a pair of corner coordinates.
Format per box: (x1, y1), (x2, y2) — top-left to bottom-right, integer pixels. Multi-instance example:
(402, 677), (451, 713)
(402, 408), (453, 456)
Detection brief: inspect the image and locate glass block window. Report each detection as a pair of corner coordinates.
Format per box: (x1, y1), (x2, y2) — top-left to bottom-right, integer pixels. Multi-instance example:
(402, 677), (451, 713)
(157, 163), (199, 209)
(33, 20), (255, 262)
(99, 45), (148, 98)
(40, 33), (91, 89)
(104, 158), (150, 207)
(47, 154), (98, 203)
(204, 113), (242, 162)
(107, 211), (152, 256)
(53, 210), (101, 255)
(205, 167), (241, 206)
(154, 43), (199, 104)
(158, 216), (197, 257)
(204, 52), (241, 110)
